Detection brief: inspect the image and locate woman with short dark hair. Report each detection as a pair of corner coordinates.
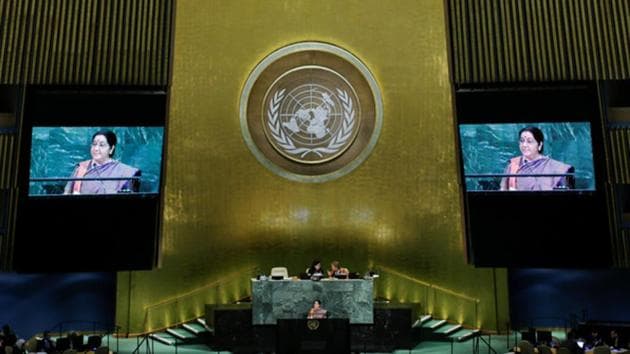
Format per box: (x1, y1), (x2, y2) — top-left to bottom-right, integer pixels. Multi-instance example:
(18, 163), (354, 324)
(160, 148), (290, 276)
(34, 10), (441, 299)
(501, 126), (574, 191)
(64, 130), (141, 194)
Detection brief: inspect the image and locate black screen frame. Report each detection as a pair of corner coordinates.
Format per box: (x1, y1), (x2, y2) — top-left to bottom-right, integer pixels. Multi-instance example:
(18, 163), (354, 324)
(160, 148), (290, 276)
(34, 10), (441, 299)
(13, 86), (167, 272)
(455, 82), (612, 267)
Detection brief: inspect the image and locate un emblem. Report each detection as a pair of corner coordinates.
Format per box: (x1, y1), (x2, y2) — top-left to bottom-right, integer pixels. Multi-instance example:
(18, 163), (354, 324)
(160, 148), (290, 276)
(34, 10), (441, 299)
(306, 319), (320, 331)
(265, 68), (358, 164)
(240, 42), (383, 182)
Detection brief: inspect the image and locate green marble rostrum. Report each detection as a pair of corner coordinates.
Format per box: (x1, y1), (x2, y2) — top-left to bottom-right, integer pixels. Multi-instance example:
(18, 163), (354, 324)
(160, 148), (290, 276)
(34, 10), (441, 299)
(252, 278), (374, 324)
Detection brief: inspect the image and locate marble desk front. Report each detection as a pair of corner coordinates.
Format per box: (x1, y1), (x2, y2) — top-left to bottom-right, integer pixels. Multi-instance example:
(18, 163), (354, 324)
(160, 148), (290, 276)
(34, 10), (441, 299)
(251, 278), (374, 325)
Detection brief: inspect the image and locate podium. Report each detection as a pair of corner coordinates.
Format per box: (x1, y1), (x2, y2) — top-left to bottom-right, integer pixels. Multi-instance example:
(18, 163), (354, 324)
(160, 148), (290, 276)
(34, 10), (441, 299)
(276, 319), (350, 354)
(251, 278), (373, 324)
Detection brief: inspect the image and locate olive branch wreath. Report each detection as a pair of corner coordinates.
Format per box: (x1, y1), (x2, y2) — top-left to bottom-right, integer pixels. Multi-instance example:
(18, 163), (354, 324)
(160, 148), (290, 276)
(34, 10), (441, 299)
(267, 88), (355, 158)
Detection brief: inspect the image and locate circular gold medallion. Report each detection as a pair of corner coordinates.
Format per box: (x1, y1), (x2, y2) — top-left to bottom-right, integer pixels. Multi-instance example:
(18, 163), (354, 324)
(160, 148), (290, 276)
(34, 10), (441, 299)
(307, 319), (320, 330)
(240, 42), (383, 182)
(263, 65), (360, 164)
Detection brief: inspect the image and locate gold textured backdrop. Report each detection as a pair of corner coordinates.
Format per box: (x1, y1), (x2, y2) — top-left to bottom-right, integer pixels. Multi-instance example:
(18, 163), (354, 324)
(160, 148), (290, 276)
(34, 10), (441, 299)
(116, 0), (509, 335)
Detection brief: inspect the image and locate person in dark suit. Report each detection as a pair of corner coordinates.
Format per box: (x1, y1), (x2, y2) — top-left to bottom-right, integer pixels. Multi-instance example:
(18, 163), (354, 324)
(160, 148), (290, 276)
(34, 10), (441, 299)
(68, 332), (84, 351)
(39, 331), (55, 354)
(0, 325), (18, 354)
(586, 328), (603, 349)
(608, 329), (626, 350)
(559, 330), (584, 354)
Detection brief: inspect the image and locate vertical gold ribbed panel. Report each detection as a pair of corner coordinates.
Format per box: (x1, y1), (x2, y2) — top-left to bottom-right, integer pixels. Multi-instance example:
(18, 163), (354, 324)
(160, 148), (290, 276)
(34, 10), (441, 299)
(608, 127), (630, 267)
(0, 133), (16, 189)
(0, 132), (16, 270)
(449, 0), (630, 83)
(609, 127), (630, 183)
(0, 0), (173, 85)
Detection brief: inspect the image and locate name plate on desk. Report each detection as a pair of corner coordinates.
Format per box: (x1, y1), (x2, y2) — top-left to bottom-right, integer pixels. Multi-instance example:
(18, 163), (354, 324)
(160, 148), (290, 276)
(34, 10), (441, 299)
(251, 278), (374, 325)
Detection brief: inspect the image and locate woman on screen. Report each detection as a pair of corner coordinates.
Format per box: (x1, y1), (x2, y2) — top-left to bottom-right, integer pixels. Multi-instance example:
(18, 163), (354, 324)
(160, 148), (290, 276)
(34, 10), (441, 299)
(64, 130), (141, 195)
(500, 126), (574, 191)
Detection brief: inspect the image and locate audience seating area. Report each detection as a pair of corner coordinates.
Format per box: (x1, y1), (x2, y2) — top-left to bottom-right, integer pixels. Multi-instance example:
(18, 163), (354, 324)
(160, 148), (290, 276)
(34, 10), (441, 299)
(508, 324), (630, 354)
(4, 333), (113, 354)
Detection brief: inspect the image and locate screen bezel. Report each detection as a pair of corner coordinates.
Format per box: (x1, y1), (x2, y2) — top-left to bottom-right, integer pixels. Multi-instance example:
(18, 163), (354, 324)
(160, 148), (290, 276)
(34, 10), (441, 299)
(455, 82), (611, 268)
(18, 87), (167, 198)
(13, 86), (168, 271)
(455, 83), (606, 196)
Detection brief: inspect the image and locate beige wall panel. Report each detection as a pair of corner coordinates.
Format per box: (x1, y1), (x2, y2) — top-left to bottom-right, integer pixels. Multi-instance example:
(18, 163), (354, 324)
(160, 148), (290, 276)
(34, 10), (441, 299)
(117, 0), (509, 334)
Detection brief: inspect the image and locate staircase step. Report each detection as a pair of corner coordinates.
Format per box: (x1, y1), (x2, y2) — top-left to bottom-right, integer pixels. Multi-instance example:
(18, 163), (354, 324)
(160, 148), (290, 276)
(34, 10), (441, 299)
(435, 324), (463, 335)
(413, 315), (433, 328)
(150, 333), (176, 346)
(196, 318), (214, 332)
(183, 322), (210, 334)
(421, 319), (441, 328)
(420, 314), (432, 323)
(422, 319), (447, 330)
(451, 328), (481, 342)
(447, 327), (469, 339)
(166, 328), (195, 340)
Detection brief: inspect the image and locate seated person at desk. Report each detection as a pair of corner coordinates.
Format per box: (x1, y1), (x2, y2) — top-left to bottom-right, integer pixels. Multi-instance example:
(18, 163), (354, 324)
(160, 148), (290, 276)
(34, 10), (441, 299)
(0, 324), (18, 354)
(586, 328), (604, 349)
(328, 260), (349, 279)
(559, 330), (584, 354)
(39, 331), (55, 354)
(306, 259), (324, 280)
(307, 300), (328, 319)
(608, 329), (626, 350)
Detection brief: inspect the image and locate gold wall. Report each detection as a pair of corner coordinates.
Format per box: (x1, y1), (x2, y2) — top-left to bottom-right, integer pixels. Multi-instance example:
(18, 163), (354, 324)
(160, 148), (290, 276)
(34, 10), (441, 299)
(116, 0), (509, 335)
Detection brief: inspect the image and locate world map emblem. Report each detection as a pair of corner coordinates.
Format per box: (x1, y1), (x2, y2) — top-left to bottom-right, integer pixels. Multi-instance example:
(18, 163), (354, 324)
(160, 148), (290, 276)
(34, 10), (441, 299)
(264, 67), (359, 164)
(240, 42), (383, 182)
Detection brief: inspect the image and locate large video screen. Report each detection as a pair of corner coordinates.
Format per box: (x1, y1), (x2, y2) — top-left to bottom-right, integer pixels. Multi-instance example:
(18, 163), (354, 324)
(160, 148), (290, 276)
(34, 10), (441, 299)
(459, 122), (595, 192)
(29, 126), (164, 196)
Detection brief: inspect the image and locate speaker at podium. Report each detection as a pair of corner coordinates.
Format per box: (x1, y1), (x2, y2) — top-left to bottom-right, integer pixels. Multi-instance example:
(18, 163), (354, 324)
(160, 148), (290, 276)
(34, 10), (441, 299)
(276, 318), (350, 354)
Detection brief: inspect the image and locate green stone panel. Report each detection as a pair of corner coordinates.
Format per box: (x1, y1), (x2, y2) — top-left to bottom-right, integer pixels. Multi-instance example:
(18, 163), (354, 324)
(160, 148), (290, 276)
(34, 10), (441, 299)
(252, 279), (373, 324)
